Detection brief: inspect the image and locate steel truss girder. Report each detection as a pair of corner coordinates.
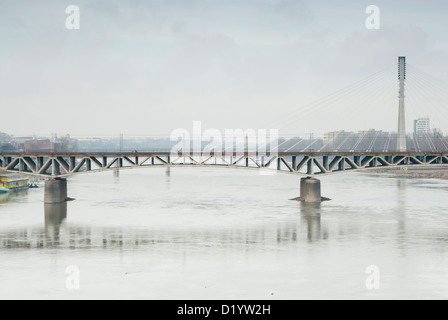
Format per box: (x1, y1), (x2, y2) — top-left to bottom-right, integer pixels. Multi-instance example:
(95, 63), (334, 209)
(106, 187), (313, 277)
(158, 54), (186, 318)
(0, 152), (447, 177)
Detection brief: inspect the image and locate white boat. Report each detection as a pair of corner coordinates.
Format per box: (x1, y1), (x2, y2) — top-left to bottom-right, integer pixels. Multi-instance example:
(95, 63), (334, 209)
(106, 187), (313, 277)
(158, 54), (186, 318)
(0, 186), (10, 193)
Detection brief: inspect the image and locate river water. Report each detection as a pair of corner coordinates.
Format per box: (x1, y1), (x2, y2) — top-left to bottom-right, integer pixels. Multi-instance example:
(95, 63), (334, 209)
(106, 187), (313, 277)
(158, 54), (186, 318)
(0, 167), (447, 300)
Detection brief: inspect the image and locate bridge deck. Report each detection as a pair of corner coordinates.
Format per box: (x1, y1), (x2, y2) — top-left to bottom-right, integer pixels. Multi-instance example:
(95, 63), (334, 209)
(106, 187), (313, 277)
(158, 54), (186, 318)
(1, 151), (448, 157)
(1, 152), (448, 177)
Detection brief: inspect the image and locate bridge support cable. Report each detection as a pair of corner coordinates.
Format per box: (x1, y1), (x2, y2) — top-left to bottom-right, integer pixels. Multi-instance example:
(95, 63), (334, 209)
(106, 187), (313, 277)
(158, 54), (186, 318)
(437, 133), (448, 151)
(258, 68), (394, 132)
(294, 71), (394, 135)
(412, 133), (421, 152)
(424, 132), (437, 152)
(407, 65), (448, 147)
(382, 133), (391, 152)
(326, 71), (396, 142)
(285, 139), (304, 152)
(407, 65), (448, 122)
(366, 131), (380, 152)
(334, 134), (353, 152)
(300, 138), (319, 152)
(281, 138), (303, 152)
(351, 131), (366, 152)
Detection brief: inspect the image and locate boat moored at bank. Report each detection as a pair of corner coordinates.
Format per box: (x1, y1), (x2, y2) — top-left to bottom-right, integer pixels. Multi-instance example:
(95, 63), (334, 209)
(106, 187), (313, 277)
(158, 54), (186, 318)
(0, 174), (30, 193)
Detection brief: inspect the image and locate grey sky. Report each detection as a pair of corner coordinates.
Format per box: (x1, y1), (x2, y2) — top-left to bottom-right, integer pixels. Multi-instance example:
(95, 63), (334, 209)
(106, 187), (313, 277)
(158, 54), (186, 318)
(1, 0), (447, 136)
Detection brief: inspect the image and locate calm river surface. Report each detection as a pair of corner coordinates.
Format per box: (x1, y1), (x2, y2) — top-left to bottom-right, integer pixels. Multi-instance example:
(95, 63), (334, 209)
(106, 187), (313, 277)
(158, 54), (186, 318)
(0, 167), (447, 299)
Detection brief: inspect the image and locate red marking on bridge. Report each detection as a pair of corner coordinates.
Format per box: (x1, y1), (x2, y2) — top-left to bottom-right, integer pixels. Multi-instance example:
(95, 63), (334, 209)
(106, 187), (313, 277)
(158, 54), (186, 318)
(1, 151), (447, 157)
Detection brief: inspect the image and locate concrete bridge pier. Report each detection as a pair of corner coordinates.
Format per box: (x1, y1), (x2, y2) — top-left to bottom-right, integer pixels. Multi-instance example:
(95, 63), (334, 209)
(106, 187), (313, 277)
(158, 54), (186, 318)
(290, 177), (324, 202)
(44, 178), (68, 204)
(300, 177), (322, 202)
(45, 202), (67, 227)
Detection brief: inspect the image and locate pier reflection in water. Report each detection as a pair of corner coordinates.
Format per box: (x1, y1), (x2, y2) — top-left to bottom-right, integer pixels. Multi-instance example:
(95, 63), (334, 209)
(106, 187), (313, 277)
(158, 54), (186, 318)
(44, 202), (67, 247)
(300, 202), (327, 242)
(1, 201), (325, 250)
(45, 203), (67, 226)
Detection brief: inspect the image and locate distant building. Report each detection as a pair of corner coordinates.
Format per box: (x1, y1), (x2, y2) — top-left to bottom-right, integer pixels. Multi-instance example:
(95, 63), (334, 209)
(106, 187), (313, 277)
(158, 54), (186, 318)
(24, 139), (53, 152)
(0, 144), (15, 152)
(323, 130), (349, 143)
(0, 132), (11, 143)
(0, 132), (13, 151)
(413, 117), (431, 135)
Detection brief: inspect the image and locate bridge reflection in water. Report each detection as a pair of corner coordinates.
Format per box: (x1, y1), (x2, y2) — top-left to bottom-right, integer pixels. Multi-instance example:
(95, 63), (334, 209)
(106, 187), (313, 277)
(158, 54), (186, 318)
(0, 189), (29, 204)
(0, 203), (328, 250)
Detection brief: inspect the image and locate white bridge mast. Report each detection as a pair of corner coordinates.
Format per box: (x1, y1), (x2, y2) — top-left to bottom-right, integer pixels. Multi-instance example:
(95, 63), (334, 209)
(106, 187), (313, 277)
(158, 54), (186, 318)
(397, 56), (407, 152)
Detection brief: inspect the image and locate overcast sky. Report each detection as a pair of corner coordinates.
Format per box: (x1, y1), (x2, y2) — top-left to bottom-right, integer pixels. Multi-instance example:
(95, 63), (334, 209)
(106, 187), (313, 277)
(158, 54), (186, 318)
(1, 0), (447, 136)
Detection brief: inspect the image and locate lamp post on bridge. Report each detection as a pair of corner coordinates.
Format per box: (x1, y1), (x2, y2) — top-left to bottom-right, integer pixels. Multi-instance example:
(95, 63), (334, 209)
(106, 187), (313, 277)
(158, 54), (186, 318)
(309, 133), (313, 153)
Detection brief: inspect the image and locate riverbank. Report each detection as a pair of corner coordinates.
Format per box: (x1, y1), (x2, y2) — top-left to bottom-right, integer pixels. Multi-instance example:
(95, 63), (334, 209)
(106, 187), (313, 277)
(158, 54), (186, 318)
(369, 166), (448, 179)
